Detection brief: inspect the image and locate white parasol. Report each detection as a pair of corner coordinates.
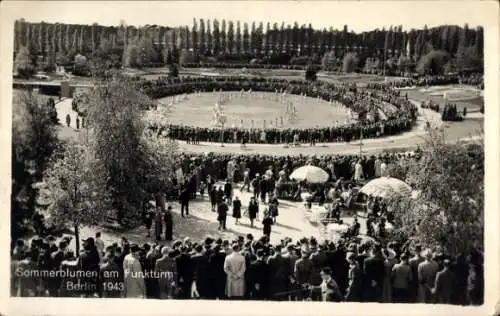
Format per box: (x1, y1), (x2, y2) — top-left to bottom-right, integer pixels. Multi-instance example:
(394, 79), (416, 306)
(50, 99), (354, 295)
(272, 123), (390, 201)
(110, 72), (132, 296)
(290, 165), (329, 183)
(360, 176), (412, 199)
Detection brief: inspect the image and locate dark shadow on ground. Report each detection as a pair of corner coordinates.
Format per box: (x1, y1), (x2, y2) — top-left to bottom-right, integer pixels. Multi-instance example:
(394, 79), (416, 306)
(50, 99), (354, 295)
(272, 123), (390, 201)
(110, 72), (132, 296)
(273, 222), (302, 232)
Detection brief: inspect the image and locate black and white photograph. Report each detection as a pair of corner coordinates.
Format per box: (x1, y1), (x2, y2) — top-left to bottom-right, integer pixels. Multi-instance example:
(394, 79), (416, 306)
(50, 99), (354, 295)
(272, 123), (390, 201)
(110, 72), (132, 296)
(1, 1), (498, 315)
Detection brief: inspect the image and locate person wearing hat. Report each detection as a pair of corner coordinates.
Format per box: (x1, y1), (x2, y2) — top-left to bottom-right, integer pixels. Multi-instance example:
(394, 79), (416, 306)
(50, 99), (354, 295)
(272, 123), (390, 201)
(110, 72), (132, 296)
(294, 247), (313, 300)
(191, 244), (210, 299)
(75, 237), (100, 297)
(363, 243), (386, 302)
(175, 245), (194, 299)
(241, 168), (251, 192)
(391, 253), (413, 303)
(417, 249), (439, 303)
(248, 196), (259, 228)
(47, 240), (71, 296)
(232, 196), (242, 225)
(224, 244), (246, 299)
(247, 249), (269, 299)
(345, 252), (363, 301)
(123, 244), (146, 298)
(409, 244), (424, 301)
(217, 200), (229, 231)
(209, 185), (218, 212)
(261, 209), (274, 239)
(268, 193), (279, 224)
(251, 174), (261, 200)
(207, 243), (227, 299)
(99, 250), (122, 298)
(266, 244), (289, 301)
(155, 246), (178, 299)
(431, 259), (456, 304)
(382, 247), (398, 302)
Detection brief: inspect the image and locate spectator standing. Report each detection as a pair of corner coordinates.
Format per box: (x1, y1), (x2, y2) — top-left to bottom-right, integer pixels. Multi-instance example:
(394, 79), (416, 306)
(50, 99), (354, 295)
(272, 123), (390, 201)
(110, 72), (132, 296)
(262, 210), (274, 239)
(417, 249), (440, 303)
(232, 196), (242, 224)
(363, 243), (386, 302)
(123, 244), (146, 298)
(179, 187), (190, 217)
(217, 201), (229, 231)
(248, 197), (259, 227)
(391, 253), (413, 303)
(432, 259), (456, 304)
(224, 244), (246, 300)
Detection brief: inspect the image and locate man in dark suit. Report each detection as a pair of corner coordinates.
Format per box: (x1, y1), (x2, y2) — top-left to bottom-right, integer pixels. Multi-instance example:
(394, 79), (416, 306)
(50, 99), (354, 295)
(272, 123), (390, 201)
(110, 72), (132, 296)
(175, 246), (194, 299)
(47, 240), (69, 296)
(294, 249), (313, 300)
(207, 244), (227, 299)
(345, 252), (363, 301)
(266, 245), (288, 301)
(191, 244), (210, 299)
(99, 251), (122, 298)
(155, 247), (177, 299)
(409, 244), (424, 301)
(179, 187), (190, 217)
(217, 201), (228, 231)
(363, 243), (385, 302)
(247, 249), (269, 300)
(432, 259), (456, 304)
(223, 179), (233, 204)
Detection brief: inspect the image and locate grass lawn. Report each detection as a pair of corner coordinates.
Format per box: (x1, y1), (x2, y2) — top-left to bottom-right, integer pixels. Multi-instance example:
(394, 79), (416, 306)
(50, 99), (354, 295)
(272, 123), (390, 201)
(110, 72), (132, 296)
(154, 92), (351, 129)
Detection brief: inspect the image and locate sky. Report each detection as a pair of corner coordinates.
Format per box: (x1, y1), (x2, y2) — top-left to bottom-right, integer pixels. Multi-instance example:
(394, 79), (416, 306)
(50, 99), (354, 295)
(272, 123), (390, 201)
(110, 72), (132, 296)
(1, 0), (492, 32)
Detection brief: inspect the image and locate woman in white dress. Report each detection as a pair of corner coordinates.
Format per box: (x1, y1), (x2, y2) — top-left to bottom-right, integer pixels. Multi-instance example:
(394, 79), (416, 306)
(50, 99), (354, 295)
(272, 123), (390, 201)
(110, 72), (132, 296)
(354, 160), (364, 183)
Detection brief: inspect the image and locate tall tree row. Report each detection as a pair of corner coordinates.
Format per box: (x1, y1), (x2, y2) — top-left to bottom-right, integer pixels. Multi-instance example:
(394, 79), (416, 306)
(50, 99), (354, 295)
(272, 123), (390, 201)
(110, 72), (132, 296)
(14, 19), (483, 71)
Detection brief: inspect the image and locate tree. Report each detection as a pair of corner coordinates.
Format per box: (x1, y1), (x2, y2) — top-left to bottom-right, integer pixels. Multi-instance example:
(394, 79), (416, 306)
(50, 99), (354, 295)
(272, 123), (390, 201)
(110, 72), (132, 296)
(123, 43), (139, 68)
(389, 129), (484, 256)
(191, 19), (198, 52)
(455, 46), (483, 73)
(220, 19), (227, 54)
(321, 50), (337, 71)
(41, 143), (110, 254)
(12, 90), (60, 241)
(83, 75), (163, 227)
(14, 46), (34, 78)
(135, 36), (158, 67)
(142, 135), (178, 194)
(396, 54), (412, 73)
(236, 21), (242, 54)
(213, 19), (220, 54)
(416, 50), (450, 75)
(342, 52), (358, 73)
(199, 19), (206, 54)
(243, 22), (250, 54)
(227, 21), (235, 54)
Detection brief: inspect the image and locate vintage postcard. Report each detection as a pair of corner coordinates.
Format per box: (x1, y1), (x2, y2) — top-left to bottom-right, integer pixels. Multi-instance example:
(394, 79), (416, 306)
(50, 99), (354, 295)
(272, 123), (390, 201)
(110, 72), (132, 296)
(0, 1), (498, 316)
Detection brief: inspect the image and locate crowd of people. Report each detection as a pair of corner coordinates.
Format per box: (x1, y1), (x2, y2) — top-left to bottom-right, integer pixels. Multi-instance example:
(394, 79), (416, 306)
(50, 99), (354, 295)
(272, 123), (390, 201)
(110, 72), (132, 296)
(140, 76), (417, 144)
(11, 230), (484, 304)
(378, 74), (484, 89)
(10, 143), (484, 304)
(163, 150), (420, 199)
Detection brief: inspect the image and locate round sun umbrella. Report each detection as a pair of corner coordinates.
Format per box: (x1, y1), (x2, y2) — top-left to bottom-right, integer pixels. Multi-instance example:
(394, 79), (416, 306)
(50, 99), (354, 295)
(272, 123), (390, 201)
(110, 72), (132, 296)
(360, 176), (412, 199)
(290, 165), (329, 183)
